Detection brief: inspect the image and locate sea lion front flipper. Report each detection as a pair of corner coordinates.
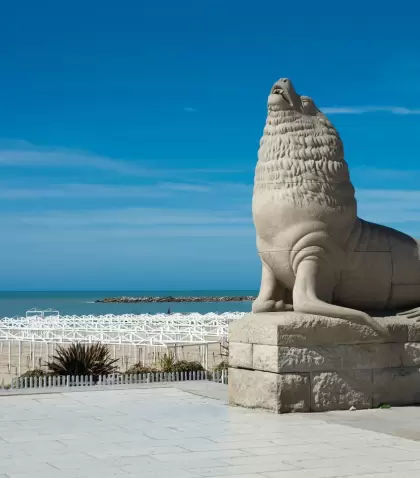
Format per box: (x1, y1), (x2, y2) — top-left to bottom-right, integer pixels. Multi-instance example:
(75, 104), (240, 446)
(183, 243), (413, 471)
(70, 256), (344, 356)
(252, 262), (293, 313)
(293, 258), (390, 338)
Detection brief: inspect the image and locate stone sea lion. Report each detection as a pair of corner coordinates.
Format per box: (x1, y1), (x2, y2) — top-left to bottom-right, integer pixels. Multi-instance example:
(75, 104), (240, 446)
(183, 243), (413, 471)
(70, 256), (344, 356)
(252, 78), (420, 336)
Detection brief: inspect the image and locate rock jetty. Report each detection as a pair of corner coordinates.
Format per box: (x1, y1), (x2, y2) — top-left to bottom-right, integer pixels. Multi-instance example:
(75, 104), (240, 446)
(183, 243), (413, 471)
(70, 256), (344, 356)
(96, 296), (255, 303)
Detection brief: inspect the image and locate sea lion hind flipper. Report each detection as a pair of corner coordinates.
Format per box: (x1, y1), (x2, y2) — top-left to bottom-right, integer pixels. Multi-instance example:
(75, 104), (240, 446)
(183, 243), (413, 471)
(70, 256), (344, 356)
(397, 307), (420, 320)
(293, 259), (390, 338)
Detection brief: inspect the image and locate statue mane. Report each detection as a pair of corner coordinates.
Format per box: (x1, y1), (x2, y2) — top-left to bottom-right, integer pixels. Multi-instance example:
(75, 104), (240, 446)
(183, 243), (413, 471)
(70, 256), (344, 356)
(254, 110), (356, 211)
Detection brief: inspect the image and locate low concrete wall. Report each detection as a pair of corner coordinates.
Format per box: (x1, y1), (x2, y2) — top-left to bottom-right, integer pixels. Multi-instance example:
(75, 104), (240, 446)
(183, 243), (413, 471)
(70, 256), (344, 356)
(228, 312), (420, 413)
(0, 341), (223, 385)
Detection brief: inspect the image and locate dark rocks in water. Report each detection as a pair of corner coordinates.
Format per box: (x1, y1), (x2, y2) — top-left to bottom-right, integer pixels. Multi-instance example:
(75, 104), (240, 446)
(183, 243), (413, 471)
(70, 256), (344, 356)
(95, 296), (256, 303)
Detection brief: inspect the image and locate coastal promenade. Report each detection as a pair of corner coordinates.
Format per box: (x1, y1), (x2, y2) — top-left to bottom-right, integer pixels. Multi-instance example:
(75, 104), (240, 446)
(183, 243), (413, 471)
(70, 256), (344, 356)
(2, 382), (420, 477)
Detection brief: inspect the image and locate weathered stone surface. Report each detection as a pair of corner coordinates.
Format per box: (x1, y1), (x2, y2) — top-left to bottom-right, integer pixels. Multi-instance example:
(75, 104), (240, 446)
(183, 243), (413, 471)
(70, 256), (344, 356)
(373, 367), (420, 406)
(340, 343), (403, 370)
(252, 343), (402, 374)
(228, 368), (310, 413)
(277, 373), (311, 413)
(403, 343), (420, 366)
(407, 321), (420, 342)
(311, 370), (372, 412)
(253, 344), (341, 373)
(228, 368), (278, 412)
(229, 342), (253, 369)
(229, 313), (407, 347)
(372, 316), (409, 343)
(229, 314), (417, 413)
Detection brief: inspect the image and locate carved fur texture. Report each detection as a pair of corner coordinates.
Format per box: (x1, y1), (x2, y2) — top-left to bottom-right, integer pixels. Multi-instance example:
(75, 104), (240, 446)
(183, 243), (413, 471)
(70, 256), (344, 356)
(255, 110), (356, 212)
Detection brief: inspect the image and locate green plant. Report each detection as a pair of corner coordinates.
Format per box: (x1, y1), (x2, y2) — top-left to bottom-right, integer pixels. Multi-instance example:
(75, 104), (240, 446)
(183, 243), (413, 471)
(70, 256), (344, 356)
(159, 353), (178, 372)
(172, 360), (204, 373)
(124, 364), (158, 375)
(47, 343), (118, 379)
(19, 369), (48, 378)
(214, 361), (228, 372)
(377, 403), (391, 409)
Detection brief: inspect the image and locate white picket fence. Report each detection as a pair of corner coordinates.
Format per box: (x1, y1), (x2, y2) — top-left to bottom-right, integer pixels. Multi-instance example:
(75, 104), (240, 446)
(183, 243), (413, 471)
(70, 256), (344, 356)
(1, 369), (228, 391)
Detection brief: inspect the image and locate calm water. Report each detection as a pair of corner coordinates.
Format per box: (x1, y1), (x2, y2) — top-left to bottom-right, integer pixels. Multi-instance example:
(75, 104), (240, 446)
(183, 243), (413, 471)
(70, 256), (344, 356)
(0, 291), (256, 318)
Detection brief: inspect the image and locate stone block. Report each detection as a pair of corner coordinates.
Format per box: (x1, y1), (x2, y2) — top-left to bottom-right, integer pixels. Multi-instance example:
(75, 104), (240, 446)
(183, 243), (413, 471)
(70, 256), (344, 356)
(407, 321), (420, 342)
(252, 343), (402, 374)
(403, 343), (420, 366)
(276, 373), (311, 413)
(228, 313), (418, 413)
(253, 345), (342, 373)
(340, 343), (403, 370)
(373, 367), (420, 406)
(228, 368), (310, 413)
(229, 342), (253, 369)
(229, 313), (407, 347)
(311, 370), (373, 411)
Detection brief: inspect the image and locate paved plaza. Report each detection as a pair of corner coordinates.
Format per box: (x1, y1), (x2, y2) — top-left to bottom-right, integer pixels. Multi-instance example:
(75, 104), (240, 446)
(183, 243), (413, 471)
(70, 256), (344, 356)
(2, 384), (420, 477)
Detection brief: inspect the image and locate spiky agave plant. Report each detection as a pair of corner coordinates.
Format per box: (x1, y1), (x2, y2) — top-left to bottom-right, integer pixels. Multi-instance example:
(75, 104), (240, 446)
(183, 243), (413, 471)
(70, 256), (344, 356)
(158, 353), (178, 372)
(47, 343), (119, 379)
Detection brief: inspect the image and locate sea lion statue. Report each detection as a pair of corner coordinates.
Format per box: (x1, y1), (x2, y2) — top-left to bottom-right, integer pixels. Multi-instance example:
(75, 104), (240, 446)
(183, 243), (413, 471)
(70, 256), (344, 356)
(252, 78), (420, 336)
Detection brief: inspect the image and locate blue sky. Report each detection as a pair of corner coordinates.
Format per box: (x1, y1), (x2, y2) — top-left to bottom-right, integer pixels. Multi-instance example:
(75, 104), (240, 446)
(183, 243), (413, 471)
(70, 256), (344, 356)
(1, 0), (420, 290)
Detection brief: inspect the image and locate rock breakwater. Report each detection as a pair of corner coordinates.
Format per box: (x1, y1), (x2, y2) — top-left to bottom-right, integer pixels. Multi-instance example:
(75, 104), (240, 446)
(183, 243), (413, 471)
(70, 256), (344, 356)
(96, 296), (255, 303)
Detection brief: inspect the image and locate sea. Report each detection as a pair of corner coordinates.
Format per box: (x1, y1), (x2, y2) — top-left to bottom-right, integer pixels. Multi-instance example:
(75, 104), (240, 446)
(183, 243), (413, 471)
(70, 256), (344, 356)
(0, 290), (257, 318)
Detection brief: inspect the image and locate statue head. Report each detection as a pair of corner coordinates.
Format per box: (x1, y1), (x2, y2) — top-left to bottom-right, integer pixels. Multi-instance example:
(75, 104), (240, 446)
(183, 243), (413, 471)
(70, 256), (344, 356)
(268, 78), (322, 118)
(257, 78), (354, 211)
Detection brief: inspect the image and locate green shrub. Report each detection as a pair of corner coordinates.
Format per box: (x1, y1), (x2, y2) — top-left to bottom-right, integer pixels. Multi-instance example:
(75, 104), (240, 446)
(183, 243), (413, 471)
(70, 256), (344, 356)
(214, 361), (228, 372)
(124, 364), (158, 375)
(19, 369), (48, 378)
(47, 343), (118, 379)
(172, 360), (204, 373)
(157, 353), (204, 373)
(125, 353), (205, 375)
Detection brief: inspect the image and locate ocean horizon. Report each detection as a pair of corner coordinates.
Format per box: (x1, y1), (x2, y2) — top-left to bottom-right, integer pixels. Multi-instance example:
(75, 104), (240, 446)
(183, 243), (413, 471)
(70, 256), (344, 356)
(0, 290), (257, 318)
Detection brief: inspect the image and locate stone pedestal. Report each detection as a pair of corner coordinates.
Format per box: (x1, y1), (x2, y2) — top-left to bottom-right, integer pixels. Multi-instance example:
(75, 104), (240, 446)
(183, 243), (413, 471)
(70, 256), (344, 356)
(228, 312), (420, 413)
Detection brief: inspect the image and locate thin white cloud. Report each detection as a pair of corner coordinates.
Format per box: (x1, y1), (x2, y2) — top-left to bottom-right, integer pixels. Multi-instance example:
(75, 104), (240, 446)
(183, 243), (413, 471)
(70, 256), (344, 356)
(0, 181), (253, 200)
(0, 184), (170, 199)
(0, 140), (242, 177)
(10, 207), (252, 228)
(321, 106), (420, 115)
(0, 225), (254, 244)
(357, 189), (420, 201)
(184, 107), (198, 113)
(0, 146), (147, 176)
(352, 167), (420, 181)
(356, 188), (420, 225)
(158, 182), (211, 193)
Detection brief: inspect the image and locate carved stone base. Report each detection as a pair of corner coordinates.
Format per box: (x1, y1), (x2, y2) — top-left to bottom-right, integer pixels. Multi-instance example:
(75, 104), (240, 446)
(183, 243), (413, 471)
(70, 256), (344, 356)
(228, 312), (420, 413)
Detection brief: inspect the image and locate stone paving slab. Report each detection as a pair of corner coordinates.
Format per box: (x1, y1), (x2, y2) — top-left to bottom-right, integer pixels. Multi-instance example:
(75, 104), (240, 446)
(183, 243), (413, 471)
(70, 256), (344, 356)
(2, 384), (420, 477)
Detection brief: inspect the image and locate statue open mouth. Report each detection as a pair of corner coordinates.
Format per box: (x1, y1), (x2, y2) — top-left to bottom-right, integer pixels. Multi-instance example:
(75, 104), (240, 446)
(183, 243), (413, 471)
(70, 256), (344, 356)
(271, 86), (292, 106)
